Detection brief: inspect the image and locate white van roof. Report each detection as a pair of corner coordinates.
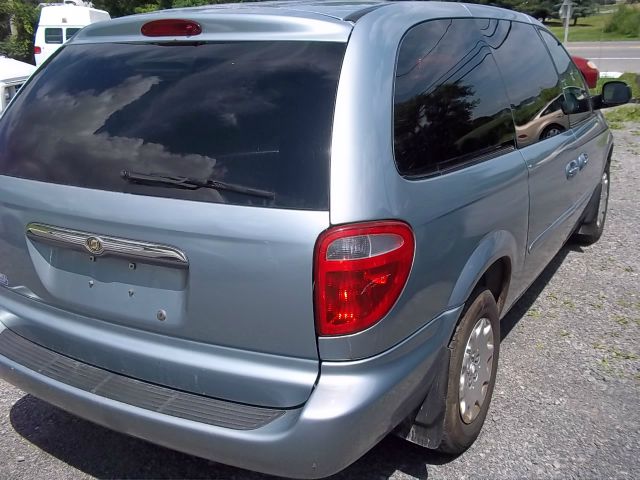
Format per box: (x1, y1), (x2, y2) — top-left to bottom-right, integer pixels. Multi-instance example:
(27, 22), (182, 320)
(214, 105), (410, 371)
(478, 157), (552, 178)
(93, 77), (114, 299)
(0, 56), (36, 83)
(38, 5), (110, 26)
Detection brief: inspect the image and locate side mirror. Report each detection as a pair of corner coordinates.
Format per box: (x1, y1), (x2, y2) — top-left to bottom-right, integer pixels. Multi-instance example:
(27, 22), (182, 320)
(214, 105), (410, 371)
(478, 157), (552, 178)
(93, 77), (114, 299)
(593, 81), (632, 110)
(560, 87), (590, 115)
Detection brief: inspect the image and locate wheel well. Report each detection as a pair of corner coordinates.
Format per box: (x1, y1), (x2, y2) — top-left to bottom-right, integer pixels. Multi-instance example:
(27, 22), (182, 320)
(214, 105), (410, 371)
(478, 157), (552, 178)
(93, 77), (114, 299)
(476, 257), (511, 315)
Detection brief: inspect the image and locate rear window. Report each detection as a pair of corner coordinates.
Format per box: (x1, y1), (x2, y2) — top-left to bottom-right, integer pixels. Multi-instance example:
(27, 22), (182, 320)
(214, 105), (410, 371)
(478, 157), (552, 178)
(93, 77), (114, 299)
(0, 42), (346, 210)
(44, 28), (63, 44)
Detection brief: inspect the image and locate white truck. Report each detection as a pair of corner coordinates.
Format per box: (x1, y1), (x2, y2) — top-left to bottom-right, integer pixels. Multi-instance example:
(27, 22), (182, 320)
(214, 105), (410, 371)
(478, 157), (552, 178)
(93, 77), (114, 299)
(0, 56), (36, 114)
(34, 4), (110, 66)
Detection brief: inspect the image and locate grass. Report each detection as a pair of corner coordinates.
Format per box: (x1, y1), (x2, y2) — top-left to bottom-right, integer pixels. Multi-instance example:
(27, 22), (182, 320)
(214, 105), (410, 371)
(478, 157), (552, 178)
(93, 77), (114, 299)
(614, 315), (629, 326)
(526, 308), (542, 318)
(603, 104), (640, 123)
(545, 13), (629, 42)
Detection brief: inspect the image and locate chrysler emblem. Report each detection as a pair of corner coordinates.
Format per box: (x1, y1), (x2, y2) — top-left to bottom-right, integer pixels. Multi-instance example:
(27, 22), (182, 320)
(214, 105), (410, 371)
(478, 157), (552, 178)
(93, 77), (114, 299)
(85, 236), (105, 255)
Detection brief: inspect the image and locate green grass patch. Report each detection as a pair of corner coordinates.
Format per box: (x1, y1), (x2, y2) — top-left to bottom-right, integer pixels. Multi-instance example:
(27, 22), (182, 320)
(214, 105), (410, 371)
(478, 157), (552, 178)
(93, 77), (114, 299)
(526, 308), (542, 318)
(603, 104), (640, 124)
(545, 13), (631, 42)
(614, 315), (629, 326)
(603, 5), (640, 38)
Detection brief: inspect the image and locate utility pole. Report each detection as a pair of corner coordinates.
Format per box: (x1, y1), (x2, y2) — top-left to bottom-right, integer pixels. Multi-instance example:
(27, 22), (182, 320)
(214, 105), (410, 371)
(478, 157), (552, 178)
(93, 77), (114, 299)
(559, 0), (573, 44)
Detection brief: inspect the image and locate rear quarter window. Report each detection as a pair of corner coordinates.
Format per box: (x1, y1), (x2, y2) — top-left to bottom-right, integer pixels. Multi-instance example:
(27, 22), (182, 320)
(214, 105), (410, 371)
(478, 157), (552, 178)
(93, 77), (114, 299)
(0, 41), (346, 210)
(393, 19), (515, 178)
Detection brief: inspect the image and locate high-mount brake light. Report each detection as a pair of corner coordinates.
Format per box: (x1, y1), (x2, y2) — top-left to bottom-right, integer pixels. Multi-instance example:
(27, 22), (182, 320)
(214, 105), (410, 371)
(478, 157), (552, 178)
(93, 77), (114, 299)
(314, 221), (415, 336)
(141, 19), (202, 37)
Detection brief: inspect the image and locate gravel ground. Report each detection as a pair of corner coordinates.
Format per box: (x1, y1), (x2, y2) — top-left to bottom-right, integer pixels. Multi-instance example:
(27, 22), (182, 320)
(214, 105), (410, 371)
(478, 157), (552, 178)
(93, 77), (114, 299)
(1, 126), (639, 480)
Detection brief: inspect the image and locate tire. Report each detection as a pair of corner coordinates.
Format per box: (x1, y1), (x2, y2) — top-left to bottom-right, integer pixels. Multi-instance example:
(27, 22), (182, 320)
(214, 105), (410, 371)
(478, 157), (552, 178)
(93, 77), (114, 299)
(540, 124), (565, 140)
(438, 290), (500, 455)
(573, 162), (610, 245)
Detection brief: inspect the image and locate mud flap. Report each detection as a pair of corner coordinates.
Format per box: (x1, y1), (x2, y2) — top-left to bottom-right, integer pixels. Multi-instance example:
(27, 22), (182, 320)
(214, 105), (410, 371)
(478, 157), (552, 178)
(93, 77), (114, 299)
(393, 345), (450, 448)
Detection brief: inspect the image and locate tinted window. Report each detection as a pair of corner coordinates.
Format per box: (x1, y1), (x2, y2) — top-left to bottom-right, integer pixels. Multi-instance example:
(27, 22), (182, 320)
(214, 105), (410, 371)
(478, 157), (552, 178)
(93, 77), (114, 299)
(394, 19), (515, 177)
(0, 42), (346, 210)
(65, 28), (81, 41)
(481, 20), (565, 147)
(44, 28), (63, 44)
(539, 29), (592, 126)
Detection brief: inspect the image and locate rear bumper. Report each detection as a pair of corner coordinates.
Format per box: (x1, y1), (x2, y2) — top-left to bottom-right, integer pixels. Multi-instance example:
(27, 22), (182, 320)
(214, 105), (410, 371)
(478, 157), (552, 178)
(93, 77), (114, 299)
(0, 306), (461, 479)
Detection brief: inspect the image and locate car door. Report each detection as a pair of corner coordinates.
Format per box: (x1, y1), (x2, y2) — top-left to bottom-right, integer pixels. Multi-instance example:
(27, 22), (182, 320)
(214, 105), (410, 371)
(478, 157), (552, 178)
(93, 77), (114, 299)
(538, 29), (608, 214)
(480, 19), (587, 280)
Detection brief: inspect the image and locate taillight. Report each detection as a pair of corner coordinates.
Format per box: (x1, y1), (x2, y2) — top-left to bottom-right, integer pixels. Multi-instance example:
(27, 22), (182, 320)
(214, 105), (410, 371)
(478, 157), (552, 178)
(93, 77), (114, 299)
(34, 46), (42, 54)
(314, 221), (415, 336)
(141, 19), (202, 37)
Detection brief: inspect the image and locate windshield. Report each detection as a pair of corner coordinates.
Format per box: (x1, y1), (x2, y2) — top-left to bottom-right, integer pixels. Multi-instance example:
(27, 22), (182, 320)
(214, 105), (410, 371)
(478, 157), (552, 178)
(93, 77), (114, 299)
(0, 41), (346, 210)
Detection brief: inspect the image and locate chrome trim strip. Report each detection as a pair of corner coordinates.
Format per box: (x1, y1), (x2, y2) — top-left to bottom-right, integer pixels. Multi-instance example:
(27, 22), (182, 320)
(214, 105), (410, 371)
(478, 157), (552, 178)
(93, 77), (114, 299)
(25, 223), (189, 268)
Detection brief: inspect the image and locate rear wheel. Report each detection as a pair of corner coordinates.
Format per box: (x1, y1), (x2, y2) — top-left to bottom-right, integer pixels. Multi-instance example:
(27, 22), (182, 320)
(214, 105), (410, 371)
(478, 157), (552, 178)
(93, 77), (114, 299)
(573, 164), (610, 245)
(438, 290), (500, 454)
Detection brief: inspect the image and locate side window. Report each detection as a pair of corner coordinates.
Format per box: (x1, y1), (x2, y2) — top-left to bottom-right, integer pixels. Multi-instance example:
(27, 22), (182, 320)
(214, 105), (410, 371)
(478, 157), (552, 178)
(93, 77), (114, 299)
(65, 28), (82, 41)
(538, 29), (592, 126)
(481, 20), (565, 148)
(393, 19), (515, 177)
(44, 28), (63, 44)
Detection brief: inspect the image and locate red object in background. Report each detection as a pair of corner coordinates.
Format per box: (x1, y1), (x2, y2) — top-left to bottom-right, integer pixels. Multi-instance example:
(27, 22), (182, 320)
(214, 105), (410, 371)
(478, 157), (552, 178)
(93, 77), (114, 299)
(572, 55), (599, 89)
(34, 46), (42, 55)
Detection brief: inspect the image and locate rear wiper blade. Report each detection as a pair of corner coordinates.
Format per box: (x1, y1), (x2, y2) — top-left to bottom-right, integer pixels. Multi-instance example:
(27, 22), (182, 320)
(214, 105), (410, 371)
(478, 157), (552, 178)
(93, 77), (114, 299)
(120, 170), (275, 200)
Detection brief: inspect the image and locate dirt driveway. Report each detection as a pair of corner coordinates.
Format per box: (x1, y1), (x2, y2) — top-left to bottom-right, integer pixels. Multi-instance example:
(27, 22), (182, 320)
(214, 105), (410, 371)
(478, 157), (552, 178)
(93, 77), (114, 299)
(1, 126), (639, 480)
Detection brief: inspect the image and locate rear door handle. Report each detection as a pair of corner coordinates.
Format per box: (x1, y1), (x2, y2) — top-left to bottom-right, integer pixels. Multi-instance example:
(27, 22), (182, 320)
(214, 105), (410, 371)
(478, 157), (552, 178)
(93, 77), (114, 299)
(566, 160), (580, 179)
(578, 153), (589, 170)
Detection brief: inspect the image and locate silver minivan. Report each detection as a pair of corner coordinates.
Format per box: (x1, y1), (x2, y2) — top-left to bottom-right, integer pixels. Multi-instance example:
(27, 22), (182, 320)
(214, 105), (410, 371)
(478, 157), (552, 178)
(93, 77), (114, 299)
(0, 1), (631, 478)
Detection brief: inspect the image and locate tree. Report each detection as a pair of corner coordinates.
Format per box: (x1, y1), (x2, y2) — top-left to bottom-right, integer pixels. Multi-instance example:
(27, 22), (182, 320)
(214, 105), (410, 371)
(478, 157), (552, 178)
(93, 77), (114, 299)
(570, 0), (596, 25)
(91, 0), (238, 16)
(0, 0), (40, 63)
(91, 0), (156, 17)
(518, 0), (557, 21)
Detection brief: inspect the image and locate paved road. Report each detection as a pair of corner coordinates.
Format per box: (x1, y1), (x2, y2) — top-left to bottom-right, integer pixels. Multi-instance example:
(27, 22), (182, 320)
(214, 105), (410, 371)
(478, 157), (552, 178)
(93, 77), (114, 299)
(566, 41), (640, 74)
(1, 125), (639, 479)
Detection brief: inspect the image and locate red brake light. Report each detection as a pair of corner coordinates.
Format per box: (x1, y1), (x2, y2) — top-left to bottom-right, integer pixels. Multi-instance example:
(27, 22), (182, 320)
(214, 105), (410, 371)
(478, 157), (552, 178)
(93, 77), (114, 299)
(314, 221), (415, 336)
(34, 46), (42, 54)
(141, 19), (202, 37)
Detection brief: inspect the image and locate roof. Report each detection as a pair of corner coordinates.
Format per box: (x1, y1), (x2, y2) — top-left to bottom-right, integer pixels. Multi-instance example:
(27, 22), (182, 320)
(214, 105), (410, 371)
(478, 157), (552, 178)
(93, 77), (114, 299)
(163, 1), (536, 23)
(173, 1), (388, 21)
(73, 1), (537, 45)
(0, 57), (36, 83)
(39, 5), (110, 26)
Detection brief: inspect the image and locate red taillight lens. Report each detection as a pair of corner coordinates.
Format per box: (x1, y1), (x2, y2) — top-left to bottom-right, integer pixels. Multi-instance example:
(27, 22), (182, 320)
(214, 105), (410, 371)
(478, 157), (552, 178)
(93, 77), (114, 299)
(34, 46), (42, 54)
(141, 19), (202, 37)
(314, 221), (415, 336)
